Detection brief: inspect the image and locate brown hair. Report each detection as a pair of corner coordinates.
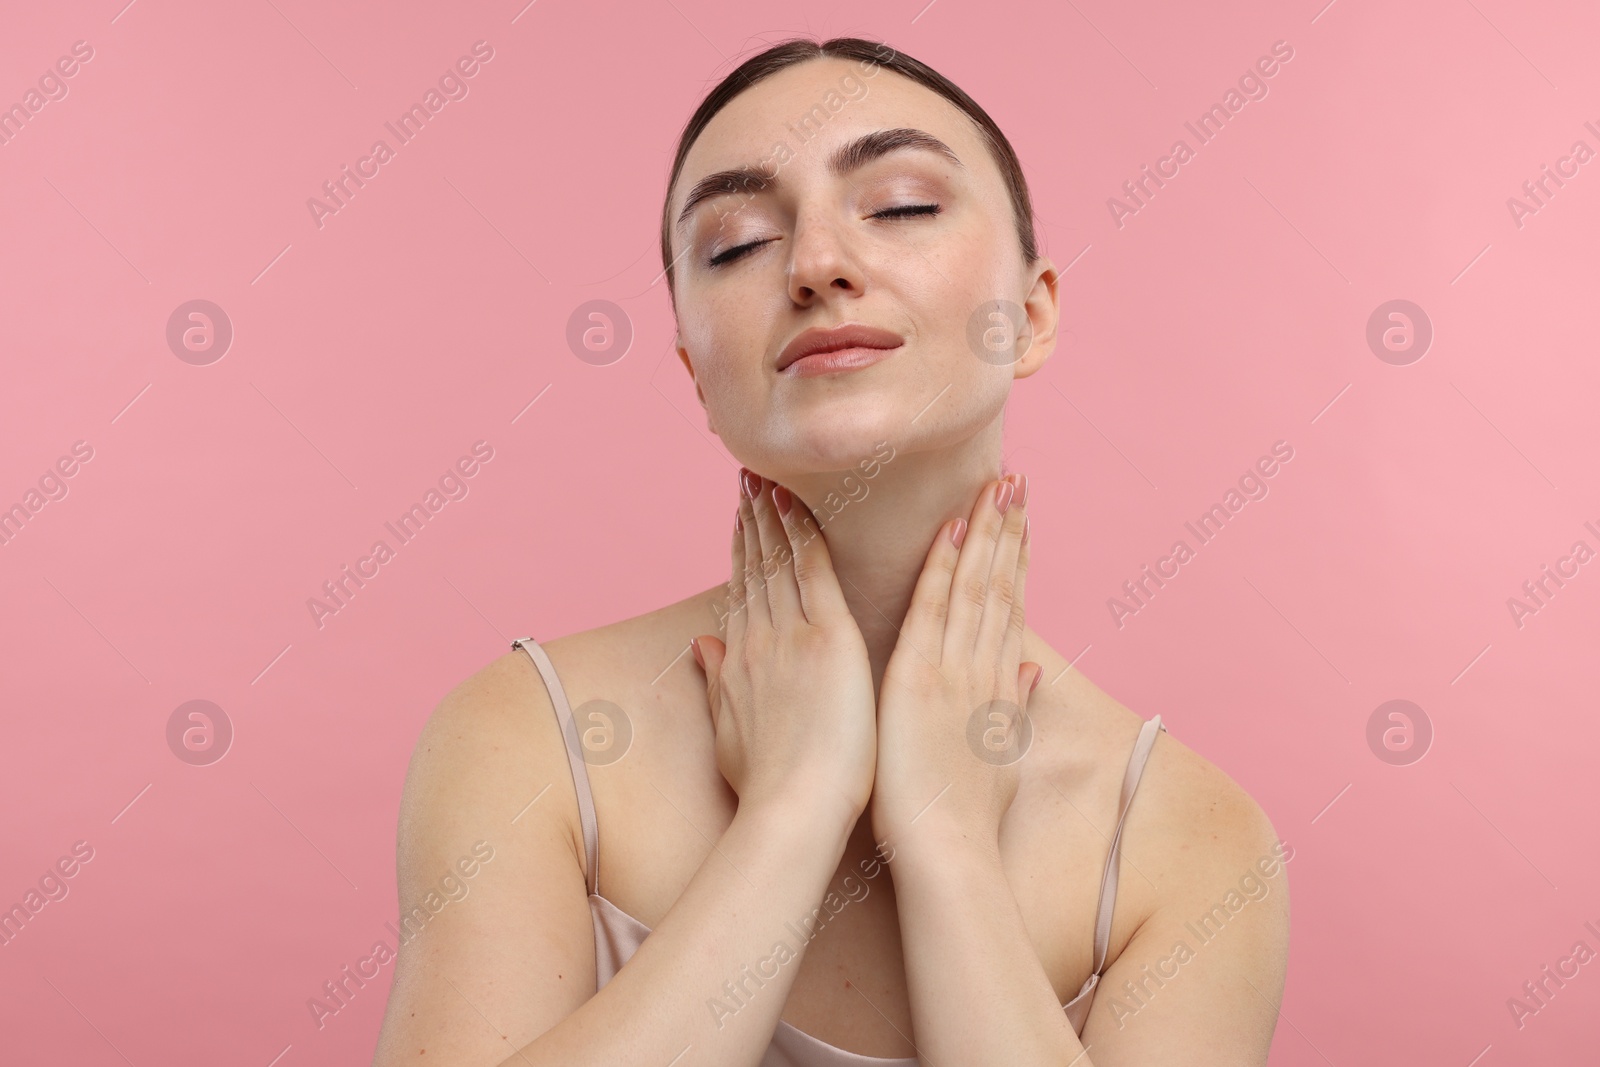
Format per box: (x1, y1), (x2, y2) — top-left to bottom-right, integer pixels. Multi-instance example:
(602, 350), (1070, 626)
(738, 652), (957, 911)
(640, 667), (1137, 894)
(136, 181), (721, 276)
(659, 36), (1040, 308)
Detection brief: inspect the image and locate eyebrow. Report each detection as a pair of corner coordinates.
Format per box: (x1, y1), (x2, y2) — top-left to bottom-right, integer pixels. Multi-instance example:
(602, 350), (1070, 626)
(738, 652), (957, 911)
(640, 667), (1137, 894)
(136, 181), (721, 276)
(674, 127), (964, 233)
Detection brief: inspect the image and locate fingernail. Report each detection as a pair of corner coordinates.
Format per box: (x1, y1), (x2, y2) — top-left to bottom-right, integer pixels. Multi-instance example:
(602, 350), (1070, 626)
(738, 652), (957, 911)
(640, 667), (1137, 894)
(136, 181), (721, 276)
(1029, 667), (1042, 694)
(1013, 472), (1029, 508)
(735, 507), (742, 534)
(739, 468), (759, 499)
(772, 484), (792, 516)
(1022, 513), (1030, 545)
(996, 479), (1015, 514)
(950, 517), (968, 548)
(691, 637), (704, 670)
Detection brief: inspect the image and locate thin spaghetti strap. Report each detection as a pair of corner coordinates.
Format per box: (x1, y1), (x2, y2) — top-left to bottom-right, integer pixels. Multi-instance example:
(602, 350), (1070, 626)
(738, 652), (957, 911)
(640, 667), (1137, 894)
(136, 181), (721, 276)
(1089, 714), (1165, 973)
(1062, 714), (1167, 1032)
(511, 637), (600, 897)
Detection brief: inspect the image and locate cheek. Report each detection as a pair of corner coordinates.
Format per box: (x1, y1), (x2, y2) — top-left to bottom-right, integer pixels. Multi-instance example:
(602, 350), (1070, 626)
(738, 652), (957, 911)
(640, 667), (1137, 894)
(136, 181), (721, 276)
(685, 323), (763, 423)
(906, 282), (1004, 377)
(699, 356), (744, 411)
(901, 231), (1015, 337)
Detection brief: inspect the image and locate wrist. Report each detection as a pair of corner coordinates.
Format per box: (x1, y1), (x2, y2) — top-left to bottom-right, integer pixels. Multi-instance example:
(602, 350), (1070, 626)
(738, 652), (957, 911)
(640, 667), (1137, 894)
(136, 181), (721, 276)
(877, 811), (1003, 873)
(735, 788), (858, 852)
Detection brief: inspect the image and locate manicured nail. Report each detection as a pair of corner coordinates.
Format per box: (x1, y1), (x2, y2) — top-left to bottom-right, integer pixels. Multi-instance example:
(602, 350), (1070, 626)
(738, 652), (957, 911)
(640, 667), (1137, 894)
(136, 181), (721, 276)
(739, 468), (759, 499)
(772, 484), (792, 516)
(691, 637), (704, 670)
(1022, 513), (1030, 545)
(1029, 667), (1042, 694)
(996, 479), (1015, 514)
(1012, 472), (1029, 507)
(950, 517), (968, 548)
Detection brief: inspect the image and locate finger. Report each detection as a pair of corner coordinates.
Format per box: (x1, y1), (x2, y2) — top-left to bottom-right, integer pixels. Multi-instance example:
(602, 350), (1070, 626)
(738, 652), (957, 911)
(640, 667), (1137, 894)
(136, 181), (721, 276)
(978, 472), (1029, 665)
(898, 515), (965, 671)
(738, 469), (773, 631)
(943, 479), (1013, 662)
(725, 493), (750, 660)
(751, 477), (802, 626)
(695, 635), (727, 719)
(774, 486), (851, 625)
(1018, 661), (1043, 708)
(1000, 506), (1032, 674)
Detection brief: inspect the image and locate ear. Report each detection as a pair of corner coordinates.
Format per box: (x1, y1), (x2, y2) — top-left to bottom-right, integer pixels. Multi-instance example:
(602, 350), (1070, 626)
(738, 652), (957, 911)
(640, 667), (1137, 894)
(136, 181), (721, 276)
(1013, 259), (1061, 381)
(676, 334), (717, 433)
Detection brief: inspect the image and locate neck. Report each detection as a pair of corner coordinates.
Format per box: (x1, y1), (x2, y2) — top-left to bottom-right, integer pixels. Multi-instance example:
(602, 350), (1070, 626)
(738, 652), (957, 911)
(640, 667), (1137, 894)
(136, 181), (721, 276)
(778, 431), (1006, 686)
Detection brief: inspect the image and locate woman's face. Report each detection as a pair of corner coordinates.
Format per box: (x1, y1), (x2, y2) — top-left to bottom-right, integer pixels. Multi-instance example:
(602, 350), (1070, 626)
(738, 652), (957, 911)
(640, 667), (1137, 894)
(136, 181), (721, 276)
(669, 56), (1059, 480)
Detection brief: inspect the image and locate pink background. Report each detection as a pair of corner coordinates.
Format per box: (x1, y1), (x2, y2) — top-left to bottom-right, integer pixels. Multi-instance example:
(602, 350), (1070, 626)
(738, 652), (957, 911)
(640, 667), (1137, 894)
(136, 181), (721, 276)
(3, 0), (1598, 1063)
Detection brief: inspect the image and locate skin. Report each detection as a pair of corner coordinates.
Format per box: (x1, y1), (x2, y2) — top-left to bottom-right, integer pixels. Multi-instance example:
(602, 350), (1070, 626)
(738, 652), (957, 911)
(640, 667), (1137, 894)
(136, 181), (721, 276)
(373, 55), (1289, 1067)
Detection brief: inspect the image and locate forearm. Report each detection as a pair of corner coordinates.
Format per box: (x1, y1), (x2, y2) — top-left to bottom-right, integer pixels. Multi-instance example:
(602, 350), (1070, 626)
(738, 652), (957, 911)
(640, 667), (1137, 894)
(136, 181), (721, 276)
(889, 826), (1089, 1067)
(501, 798), (856, 1067)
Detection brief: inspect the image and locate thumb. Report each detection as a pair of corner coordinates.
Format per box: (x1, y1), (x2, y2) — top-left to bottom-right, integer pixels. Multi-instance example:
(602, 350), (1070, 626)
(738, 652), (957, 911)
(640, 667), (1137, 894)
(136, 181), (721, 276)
(693, 635), (726, 719)
(692, 635), (725, 678)
(1018, 661), (1043, 702)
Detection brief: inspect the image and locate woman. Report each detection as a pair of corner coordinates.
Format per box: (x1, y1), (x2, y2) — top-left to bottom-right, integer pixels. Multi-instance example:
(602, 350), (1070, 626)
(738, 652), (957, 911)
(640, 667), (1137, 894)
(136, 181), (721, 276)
(373, 36), (1289, 1067)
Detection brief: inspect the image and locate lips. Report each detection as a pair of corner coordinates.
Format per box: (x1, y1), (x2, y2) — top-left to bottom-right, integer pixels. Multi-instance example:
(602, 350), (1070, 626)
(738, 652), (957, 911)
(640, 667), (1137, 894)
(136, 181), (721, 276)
(776, 323), (905, 373)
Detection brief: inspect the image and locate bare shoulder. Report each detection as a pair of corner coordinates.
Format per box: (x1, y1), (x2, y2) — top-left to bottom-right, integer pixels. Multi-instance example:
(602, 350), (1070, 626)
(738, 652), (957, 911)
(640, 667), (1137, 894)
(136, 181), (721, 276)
(377, 620), (686, 1064)
(373, 591), (715, 1065)
(1035, 657), (1285, 867)
(1096, 678), (1282, 883)
(397, 639), (576, 858)
(1024, 656), (1290, 978)
(984, 632), (1294, 1040)
(395, 587), (719, 870)
(396, 597), (693, 869)
(1139, 716), (1281, 868)
(410, 581), (715, 787)
(1047, 683), (1292, 1054)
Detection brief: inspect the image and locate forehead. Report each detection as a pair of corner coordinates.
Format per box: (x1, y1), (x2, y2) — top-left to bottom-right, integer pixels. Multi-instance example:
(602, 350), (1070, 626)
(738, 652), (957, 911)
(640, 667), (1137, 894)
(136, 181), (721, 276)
(672, 57), (991, 213)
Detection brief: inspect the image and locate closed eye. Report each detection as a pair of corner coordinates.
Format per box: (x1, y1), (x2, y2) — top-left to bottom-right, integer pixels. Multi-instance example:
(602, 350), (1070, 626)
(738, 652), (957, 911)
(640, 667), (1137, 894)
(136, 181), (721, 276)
(873, 203), (942, 220)
(706, 203), (943, 268)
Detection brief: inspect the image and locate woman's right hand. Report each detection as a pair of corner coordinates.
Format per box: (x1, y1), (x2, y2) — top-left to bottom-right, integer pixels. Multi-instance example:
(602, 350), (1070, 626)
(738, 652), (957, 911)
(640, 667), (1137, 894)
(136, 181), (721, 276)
(691, 468), (878, 824)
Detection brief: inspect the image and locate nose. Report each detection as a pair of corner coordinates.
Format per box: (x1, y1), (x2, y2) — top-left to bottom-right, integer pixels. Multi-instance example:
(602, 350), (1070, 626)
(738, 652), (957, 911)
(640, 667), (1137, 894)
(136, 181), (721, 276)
(786, 212), (865, 305)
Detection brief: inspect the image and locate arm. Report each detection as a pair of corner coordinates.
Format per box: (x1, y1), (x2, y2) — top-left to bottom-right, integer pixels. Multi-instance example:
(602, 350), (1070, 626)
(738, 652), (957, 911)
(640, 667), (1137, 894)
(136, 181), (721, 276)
(369, 650), (859, 1067)
(871, 473), (1292, 1063)
(888, 774), (1290, 1067)
(1076, 782), (1290, 1065)
(869, 473), (1069, 1064)
(888, 825), (1085, 1065)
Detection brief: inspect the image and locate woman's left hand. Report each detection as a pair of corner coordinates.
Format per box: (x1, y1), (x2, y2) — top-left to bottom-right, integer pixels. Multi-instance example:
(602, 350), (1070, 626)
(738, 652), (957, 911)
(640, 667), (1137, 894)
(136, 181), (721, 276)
(870, 472), (1042, 852)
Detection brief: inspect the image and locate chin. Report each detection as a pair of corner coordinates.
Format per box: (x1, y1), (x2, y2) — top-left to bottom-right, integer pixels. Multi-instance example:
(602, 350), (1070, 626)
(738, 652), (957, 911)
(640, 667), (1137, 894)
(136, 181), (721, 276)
(777, 409), (907, 470)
